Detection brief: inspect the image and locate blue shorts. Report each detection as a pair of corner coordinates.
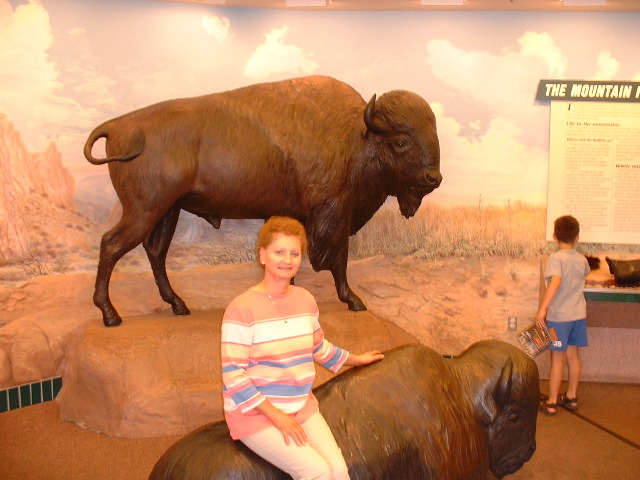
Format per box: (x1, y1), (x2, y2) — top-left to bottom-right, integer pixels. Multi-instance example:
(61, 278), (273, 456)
(547, 319), (588, 351)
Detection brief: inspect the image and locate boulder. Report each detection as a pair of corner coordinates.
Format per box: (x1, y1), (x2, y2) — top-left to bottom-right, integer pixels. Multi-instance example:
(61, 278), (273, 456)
(56, 306), (416, 438)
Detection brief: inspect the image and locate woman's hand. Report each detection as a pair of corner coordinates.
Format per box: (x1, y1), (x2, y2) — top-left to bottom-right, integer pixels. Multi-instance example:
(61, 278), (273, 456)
(345, 350), (385, 366)
(271, 409), (307, 446)
(254, 400), (307, 446)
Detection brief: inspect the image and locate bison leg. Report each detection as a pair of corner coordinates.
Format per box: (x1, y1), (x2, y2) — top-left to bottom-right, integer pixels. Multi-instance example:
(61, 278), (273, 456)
(94, 238), (122, 327)
(331, 260), (367, 312)
(143, 206), (190, 317)
(324, 238), (367, 311)
(94, 212), (160, 326)
(306, 215), (367, 312)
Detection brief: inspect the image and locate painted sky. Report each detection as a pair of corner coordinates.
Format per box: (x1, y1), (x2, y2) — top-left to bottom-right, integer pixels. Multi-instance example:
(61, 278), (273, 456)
(1, 0), (639, 205)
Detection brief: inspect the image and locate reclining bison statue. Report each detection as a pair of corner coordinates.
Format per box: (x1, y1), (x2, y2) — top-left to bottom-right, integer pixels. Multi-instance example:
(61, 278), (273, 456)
(149, 340), (539, 480)
(605, 257), (640, 287)
(84, 76), (442, 326)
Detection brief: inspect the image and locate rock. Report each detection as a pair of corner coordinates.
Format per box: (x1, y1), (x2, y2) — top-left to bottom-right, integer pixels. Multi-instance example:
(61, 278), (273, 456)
(56, 306), (417, 439)
(477, 287), (488, 298)
(0, 285), (10, 303)
(10, 291), (28, 303)
(0, 114), (75, 259)
(58, 314), (219, 438)
(495, 285), (508, 297)
(0, 348), (11, 385)
(9, 324), (58, 384)
(0, 298), (97, 387)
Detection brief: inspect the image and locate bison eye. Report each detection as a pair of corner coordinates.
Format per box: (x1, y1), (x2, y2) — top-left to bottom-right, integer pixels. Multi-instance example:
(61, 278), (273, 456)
(390, 135), (411, 154)
(508, 413), (520, 422)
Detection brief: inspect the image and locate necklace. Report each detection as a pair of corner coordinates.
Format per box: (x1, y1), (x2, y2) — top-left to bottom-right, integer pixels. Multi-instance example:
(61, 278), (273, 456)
(267, 292), (288, 323)
(265, 285), (289, 303)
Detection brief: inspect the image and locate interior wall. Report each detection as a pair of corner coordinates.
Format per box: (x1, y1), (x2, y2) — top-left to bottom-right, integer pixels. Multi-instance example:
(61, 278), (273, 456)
(1, 0), (639, 392)
(2, 0), (639, 207)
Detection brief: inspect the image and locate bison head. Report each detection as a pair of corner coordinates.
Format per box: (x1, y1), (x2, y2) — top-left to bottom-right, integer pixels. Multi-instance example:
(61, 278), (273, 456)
(364, 90), (442, 218)
(485, 357), (539, 478)
(458, 340), (539, 479)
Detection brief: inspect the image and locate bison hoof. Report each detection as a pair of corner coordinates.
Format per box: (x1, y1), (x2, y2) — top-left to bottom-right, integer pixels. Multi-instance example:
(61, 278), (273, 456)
(103, 313), (123, 328)
(172, 301), (191, 316)
(346, 296), (368, 312)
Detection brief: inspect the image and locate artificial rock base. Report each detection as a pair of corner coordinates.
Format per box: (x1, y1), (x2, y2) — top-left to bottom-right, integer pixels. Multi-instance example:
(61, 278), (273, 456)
(56, 305), (417, 438)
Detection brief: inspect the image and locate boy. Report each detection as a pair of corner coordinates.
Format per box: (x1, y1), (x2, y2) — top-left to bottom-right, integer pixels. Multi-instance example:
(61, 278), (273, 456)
(536, 215), (590, 416)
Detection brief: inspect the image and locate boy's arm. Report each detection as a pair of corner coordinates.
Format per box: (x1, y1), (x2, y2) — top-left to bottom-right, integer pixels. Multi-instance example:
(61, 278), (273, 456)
(535, 275), (561, 329)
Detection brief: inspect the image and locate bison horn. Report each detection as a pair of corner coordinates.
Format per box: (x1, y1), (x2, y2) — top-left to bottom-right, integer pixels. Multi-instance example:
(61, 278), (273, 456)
(364, 94), (388, 135)
(476, 358), (514, 425)
(494, 358), (514, 407)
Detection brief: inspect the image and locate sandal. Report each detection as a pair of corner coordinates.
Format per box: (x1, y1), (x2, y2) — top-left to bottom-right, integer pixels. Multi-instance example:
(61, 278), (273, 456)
(558, 393), (578, 411)
(539, 401), (558, 416)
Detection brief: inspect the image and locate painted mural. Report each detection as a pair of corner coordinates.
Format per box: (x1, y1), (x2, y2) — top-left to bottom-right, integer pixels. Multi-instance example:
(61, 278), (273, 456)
(1, 0), (640, 388)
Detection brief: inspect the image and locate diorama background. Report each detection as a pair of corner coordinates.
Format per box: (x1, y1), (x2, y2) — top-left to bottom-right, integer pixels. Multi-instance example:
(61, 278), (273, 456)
(4, 0), (640, 202)
(1, 0), (640, 389)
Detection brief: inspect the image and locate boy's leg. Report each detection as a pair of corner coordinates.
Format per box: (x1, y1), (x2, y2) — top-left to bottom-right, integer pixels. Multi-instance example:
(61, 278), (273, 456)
(564, 319), (587, 402)
(548, 349), (567, 409)
(565, 345), (581, 399)
(545, 320), (577, 410)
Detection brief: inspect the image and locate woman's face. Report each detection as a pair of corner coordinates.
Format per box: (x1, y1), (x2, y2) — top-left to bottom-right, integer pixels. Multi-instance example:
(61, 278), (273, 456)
(259, 233), (302, 283)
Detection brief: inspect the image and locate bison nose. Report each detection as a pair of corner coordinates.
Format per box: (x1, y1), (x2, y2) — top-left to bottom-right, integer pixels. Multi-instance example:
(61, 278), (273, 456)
(427, 170), (442, 188)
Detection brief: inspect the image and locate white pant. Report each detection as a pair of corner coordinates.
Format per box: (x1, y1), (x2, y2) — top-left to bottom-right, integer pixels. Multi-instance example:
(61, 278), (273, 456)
(241, 411), (350, 480)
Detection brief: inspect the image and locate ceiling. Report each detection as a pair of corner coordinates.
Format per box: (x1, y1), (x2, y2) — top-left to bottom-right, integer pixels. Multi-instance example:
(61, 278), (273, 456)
(160, 0), (640, 12)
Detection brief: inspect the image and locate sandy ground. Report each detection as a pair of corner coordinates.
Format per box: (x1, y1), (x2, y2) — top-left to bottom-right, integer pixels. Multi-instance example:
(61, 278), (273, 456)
(1, 254), (543, 348)
(0, 254), (542, 387)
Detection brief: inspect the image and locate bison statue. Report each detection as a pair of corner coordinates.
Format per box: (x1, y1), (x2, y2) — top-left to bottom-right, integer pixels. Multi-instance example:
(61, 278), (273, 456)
(605, 257), (640, 287)
(149, 340), (539, 480)
(84, 76), (441, 326)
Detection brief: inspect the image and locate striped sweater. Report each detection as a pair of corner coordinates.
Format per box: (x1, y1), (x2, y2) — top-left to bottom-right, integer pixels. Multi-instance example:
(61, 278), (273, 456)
(221, 285), (349, 439)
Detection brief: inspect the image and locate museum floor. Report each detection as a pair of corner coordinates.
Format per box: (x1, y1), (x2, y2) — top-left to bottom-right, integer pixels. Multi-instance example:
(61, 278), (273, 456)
(1, 381), (639, 480)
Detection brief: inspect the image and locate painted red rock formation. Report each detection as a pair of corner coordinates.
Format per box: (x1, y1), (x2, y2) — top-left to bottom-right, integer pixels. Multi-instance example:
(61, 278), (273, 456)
(0, 113), (75, 259)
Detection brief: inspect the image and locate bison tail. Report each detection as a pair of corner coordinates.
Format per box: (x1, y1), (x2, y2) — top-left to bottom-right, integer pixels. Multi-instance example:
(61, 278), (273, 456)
(83, 124), (145, 165)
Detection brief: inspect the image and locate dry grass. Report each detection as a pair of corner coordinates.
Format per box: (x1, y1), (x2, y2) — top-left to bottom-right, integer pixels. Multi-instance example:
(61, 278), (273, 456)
(349, 201), (640, 261)
(576, 242), (640, 258)
(350, 201), (548, 260)
(3, 201), (638, 284)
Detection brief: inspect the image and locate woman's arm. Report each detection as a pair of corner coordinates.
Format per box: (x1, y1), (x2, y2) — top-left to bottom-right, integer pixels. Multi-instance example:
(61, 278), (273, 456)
(221, 307), (265, 413)
(253, 400), (308, 446)
(344, 350), (385, 366)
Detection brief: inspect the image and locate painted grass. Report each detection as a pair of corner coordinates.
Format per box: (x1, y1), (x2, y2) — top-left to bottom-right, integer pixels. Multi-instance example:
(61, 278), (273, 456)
(348, 202), (640, 261)
(4, 202), (638, 282)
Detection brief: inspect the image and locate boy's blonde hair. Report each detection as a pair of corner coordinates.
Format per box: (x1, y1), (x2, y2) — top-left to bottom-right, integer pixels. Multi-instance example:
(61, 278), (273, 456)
(256, 216), (308, 261)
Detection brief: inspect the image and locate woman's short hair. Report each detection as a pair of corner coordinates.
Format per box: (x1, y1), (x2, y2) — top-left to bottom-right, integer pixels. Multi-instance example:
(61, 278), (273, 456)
(256, 216), (308, 260)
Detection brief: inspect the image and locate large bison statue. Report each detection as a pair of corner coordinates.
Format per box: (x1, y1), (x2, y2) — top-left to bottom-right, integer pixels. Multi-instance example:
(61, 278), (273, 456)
(149, 340), (539, 480)
(84, 76), (441, 326)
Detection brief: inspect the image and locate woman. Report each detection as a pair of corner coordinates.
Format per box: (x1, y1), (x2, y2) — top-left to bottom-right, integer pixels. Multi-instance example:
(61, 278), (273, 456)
(221, 216), (384, 480)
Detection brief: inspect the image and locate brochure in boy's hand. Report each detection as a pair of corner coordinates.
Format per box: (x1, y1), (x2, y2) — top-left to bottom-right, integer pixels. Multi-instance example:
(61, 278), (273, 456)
(516, 322), (557, 357)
